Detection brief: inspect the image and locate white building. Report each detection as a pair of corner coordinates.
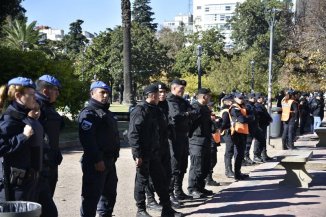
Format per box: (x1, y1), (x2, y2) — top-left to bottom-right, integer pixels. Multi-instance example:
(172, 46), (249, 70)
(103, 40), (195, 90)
(37, 26), (64, 41)
(193, 0), (245, 48)
(162, 14), (193, 35)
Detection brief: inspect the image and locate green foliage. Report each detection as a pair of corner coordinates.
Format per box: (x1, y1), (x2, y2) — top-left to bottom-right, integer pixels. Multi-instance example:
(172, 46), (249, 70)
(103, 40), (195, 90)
(132, 0), (157, 31)
(157, 27), (186, 59)
(74, 23), (171, 90)
(172, 28), (226, 76)
(62, 19), (88, 58)
(0, 46), (87, 116)
(0, 0), (25, 34)
(2, 19), (41, 51)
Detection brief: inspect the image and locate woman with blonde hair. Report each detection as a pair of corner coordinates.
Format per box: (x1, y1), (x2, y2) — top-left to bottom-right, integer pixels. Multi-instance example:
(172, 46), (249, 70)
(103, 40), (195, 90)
(0, 77), (57, 217)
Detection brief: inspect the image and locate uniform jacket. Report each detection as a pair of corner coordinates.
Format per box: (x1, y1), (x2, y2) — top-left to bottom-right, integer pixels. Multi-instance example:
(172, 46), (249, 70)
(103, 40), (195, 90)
(78, 99), (120, 164)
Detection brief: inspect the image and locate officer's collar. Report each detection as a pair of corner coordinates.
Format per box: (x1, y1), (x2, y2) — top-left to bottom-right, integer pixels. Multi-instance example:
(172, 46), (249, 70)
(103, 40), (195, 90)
(88, 98), (110, 110)
(5, 102), (29, 120)
(36, 92), (50, 105)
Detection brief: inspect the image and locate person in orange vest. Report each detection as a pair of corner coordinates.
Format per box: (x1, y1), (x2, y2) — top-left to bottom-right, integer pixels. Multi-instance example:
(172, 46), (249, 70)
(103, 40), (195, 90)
(205, 101), (221, 186)
(220, 94), (235, 178)
(229, 93), (250, 180)
(281, 90), (298, 150)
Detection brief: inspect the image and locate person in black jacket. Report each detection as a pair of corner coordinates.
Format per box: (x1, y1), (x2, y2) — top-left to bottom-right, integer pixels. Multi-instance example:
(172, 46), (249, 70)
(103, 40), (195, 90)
(167, 79), (198, 201)
(187, 88), (215, 199)
(299, 94), (310, 135)
(310, 93), (323, 132)
(129, 84), (183, 217)
(35, 75), (64, 197)
(0, 77), (57, 217)
(220, 95), (235, 178)
(254, 93), (273, 161)
(78, 81), (120, 217)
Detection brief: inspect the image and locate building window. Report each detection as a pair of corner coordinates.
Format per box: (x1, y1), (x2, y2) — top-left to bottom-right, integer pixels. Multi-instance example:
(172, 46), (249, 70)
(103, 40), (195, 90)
(225, 6), (231, 11)
(197, 6), (201, 10)
(205, 7), (209, 12)
(220, 15), (225, 21)
(214, 14), (218, 21)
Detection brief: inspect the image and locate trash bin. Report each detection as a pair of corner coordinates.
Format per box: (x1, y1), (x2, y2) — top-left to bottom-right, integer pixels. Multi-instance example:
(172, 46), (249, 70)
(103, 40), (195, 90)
(270, 107), (282, 137)
(0, 201), (41, 217)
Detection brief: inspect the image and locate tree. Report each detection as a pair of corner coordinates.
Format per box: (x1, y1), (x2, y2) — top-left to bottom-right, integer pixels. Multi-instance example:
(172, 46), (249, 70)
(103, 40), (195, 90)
(62, 19), (88, 58)
(157, 27), (186, 59)
(122, 0), (133, 104)
(132, 0), (157, 31)
(0, 0), (25, 32)
(172, 28), (226, 76)
(2, 19), (41, 51)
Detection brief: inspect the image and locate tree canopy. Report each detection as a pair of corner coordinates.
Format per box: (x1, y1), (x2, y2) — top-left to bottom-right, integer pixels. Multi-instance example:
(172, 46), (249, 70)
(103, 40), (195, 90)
(132, 0), (157, 31)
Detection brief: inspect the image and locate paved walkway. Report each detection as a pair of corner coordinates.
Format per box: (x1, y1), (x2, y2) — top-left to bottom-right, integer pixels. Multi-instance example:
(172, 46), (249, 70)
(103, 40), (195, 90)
(186, 138), (326, 217)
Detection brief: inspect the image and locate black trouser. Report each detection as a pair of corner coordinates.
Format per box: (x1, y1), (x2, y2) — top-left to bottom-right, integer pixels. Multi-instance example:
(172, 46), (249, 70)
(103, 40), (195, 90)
(231, 132), (247, 176)
(188, 145), (210, 192)
(282, 120), (295, 149)
(135, 158), (170, 210)
(300, 114), (309, 135)
(223, 133), (234, 170)
(254, 126), (268, 157)
(47, 166), (58, 197)
(245, 128), (266, 158)
(80, 158), (118, 217)
(145, 146), (172, 202)
(169, 133), (189, 194)
(209, 145), (217, 174)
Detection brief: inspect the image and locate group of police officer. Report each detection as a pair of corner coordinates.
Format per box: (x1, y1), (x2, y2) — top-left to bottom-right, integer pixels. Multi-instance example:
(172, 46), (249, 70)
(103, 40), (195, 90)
(1, 74), (322, 217)
(0, 75), (62, 216)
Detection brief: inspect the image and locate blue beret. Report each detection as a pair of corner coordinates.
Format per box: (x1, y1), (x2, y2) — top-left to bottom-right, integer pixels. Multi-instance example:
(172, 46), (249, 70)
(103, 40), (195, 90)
(144, 84), (159, 95)
(8, 77), (35, 89)
(247, 93), (255, 98)
(38, 75), (61, 88)
(222, 94), (233, 101)
(90, 81), (111, 92)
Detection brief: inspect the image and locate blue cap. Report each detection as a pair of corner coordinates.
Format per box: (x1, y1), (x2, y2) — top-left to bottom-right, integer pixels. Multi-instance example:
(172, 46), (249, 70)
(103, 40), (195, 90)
(90, 81), (111, 92)
(38, 75), (61, 88)
(8, 77), (36, 89)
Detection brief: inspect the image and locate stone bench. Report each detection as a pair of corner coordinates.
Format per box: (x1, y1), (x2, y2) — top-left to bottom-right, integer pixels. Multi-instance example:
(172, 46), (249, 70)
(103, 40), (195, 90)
(315, 127), (326, 147)
(279, 151), (313, 188)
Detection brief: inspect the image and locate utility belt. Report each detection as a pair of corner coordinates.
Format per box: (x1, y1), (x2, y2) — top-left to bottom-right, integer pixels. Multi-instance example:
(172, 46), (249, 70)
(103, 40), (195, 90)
(9, 167), (39, 187)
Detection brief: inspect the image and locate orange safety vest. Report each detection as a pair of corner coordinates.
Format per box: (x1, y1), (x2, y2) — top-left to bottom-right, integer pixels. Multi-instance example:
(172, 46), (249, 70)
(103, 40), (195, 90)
(281, 99), (294, 121)
(219, 109), (229, 136)
(229, 104), (249, 135)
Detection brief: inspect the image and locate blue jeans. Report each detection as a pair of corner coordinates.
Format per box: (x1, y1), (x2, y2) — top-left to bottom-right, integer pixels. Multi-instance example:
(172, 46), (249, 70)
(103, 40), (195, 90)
(314, 116), (321, 131)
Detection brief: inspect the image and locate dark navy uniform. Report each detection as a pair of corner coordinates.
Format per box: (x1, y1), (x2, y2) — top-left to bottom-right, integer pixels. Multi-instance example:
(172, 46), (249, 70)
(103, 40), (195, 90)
(36, 92), (63, 196)
(167, 93), (198, 199)
(187, 101), (213, 195)
(79, 98), (120, 217)
(0, 102), (57, 217)
(128, 101), (171, 213)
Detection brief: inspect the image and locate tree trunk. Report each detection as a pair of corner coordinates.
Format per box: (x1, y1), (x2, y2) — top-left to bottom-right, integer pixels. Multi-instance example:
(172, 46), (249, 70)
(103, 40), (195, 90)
(121, 0), (133, 105)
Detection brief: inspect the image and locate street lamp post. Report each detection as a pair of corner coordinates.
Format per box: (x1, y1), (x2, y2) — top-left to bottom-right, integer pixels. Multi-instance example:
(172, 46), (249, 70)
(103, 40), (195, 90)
(250, 60), (255, 92)
(196, 45), (203, 90)
(266, 7), (280, 146)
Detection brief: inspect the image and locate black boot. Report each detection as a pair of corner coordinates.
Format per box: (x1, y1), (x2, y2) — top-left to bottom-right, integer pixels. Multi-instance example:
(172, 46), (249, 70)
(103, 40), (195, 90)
(253, 156), (264, 164)
(234, 173), (249, 181)
(136, 209), (152, 217)
(205, 173), (220, 186)
(174, 174), (192, 200)
(243, 157), (255, 166)
(225, 165), (235, 178)
(147, 198), (162, 211)
(169, 194), (181, 209)
(161, 205), (184, 217)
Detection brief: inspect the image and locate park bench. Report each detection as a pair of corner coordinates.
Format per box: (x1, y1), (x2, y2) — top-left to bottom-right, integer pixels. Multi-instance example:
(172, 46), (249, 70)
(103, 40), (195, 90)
(279, 151), (313, 188)
(315, 127), (326, 147)
(113, 112), (130, 121)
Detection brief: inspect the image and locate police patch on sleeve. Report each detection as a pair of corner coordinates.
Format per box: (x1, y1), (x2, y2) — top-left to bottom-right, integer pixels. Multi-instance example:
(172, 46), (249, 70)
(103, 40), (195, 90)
(81, 120), (92, 130)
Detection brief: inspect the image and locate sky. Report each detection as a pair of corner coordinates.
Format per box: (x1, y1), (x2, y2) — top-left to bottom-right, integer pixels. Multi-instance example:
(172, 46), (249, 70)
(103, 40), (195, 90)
(22, 0), (191, 34)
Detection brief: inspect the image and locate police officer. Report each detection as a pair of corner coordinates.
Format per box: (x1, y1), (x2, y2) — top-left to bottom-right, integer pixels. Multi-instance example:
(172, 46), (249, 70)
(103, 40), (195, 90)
(220, 95), (235, 178)
(78, 81), (120, 217)
(281, 90), (298, 150)
(167, 79), (198, 201)
(245, 93), (268, 164)
(229, 93), (250, 180)
(299, 93), (310, 135)
(254, 93), (273, 161)
(35, 75), (63, 197)
(129, 84), (183, 217)
(187, 88), (215, 198)
(0, 77), (58, 217)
